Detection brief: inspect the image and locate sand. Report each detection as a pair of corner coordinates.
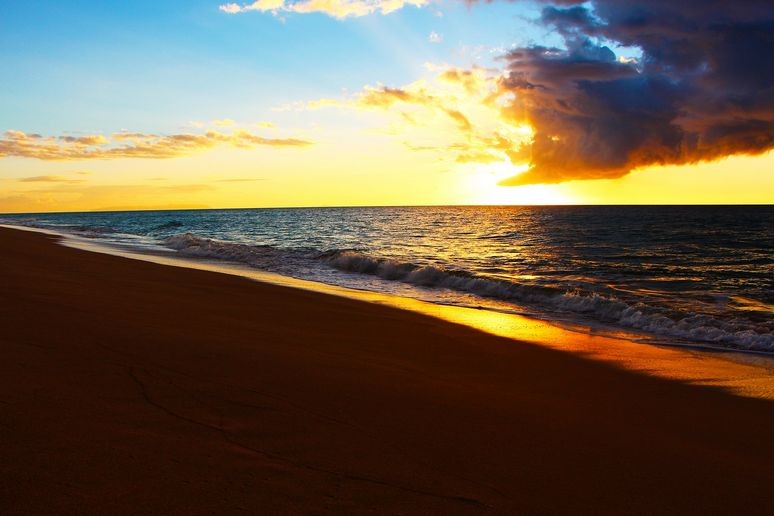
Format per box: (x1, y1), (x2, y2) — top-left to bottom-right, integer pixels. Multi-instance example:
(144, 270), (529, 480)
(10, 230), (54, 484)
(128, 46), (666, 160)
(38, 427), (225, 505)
(1, 226), (772, 514)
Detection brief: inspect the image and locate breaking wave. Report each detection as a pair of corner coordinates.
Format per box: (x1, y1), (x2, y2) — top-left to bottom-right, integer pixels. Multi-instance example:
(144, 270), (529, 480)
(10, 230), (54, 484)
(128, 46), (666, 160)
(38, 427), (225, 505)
(163, 233), (318, 271)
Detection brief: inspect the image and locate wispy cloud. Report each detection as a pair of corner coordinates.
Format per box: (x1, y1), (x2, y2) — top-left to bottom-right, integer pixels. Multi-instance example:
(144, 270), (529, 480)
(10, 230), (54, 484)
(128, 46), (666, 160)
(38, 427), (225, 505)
(219, 0), (429, 19)
(428, 31), (442, 44)
(0, 128), (312, 161)
(19, 175), (85, 184)
(306, 67), (530, 165)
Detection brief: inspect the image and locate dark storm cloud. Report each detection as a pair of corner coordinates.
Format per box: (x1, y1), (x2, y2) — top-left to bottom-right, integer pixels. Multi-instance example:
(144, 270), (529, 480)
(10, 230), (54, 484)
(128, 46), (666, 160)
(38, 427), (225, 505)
(497, 0), (774, 185)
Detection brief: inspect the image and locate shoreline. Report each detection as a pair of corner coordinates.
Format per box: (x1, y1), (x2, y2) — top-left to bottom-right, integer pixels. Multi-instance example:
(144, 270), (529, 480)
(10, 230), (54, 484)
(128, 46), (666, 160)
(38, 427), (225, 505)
(1, 226), (773, 513)
(6, 223), (773, 400)
(4, 215), (771, 357)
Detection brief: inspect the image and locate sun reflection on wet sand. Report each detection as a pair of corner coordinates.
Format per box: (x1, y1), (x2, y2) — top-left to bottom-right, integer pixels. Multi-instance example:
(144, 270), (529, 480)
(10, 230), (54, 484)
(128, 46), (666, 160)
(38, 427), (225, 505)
(14, 224), (771, 401)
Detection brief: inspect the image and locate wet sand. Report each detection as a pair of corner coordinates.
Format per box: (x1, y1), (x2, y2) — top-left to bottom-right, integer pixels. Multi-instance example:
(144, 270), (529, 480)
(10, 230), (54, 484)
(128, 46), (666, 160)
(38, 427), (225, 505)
(1, 226), (772, 514)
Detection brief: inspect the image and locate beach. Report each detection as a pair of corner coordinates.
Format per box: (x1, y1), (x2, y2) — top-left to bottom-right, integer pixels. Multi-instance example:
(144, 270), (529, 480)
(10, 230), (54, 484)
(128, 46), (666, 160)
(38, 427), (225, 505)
(1, 225), (773, 514)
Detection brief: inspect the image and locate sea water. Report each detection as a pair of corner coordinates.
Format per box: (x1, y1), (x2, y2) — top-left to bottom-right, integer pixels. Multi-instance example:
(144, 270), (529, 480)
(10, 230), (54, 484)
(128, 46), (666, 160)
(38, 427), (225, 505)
(3, 205), (772, 352)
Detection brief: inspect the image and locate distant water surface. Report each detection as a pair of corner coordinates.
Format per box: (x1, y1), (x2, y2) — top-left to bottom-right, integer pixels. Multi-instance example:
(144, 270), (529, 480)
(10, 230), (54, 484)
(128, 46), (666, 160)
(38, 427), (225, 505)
(3, 206), (772, 352)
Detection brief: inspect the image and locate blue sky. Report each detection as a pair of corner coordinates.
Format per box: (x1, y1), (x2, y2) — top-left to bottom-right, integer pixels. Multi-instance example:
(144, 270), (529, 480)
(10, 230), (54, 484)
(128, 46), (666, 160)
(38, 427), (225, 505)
(1, 0), (548, 134)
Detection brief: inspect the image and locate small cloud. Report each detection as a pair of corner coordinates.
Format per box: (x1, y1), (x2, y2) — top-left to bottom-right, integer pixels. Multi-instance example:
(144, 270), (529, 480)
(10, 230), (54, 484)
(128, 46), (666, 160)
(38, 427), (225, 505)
(4, 130), (41, 140)
(19, 175), (85, 184)
(428, 31), (443, 44)
(58, 135), (108, 145)
(444, 109), (472, 133)
(221, 0), (285, 14)
(112, 132), (156, 141)
(219, 0), (429, 19)
(212, 118), (236, 127)
(254, 121), (276, 128)
(219, 2), (243, 13)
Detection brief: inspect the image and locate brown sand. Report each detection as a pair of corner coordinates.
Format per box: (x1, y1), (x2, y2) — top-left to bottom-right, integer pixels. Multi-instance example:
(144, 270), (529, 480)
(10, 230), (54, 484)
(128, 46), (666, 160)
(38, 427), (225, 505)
(1, 226), (772, 514)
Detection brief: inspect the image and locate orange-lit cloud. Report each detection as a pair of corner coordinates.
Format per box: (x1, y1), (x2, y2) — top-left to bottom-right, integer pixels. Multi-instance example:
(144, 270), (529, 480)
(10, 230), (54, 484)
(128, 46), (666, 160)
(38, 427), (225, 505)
(219, 0), (429, 19)
(0, 129), (312, 161)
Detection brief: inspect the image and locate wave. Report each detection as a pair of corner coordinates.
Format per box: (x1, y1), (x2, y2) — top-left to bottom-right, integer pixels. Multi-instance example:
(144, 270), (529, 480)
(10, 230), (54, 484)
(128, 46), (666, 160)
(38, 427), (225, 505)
(163, 234), (773, 352)
(48, 224), (118, 238)
(320, 250), (774, 352)
(163, 233), (317, 271)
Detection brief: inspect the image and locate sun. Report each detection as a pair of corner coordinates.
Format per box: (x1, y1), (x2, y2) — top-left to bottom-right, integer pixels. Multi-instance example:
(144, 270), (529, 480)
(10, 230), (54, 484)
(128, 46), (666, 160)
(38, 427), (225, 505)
(458, 161), (575, 205)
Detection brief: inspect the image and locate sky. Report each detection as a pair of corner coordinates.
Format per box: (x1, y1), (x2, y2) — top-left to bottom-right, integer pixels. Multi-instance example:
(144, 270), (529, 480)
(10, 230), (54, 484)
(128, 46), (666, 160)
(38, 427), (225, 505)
(1, 0), (772, 212)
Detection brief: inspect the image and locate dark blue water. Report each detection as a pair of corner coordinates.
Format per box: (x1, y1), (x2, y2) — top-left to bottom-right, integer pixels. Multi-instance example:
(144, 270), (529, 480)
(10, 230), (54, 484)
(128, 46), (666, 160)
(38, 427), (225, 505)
(3, 206), (772, 352)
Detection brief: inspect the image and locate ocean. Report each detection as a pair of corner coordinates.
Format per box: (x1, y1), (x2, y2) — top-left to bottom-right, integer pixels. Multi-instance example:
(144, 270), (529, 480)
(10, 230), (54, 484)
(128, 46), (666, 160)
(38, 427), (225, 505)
(3, 205), (772, 352)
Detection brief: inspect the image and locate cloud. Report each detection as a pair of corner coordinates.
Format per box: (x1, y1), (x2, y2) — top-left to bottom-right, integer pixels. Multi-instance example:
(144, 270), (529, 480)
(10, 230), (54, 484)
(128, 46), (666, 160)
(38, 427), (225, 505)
(355, 83), (481, 135)
(0, 129), (312, 161)
(428, 31), (443, 44)
(444, 109), (472, 133)
(18, 175), (85, 184)
(219, 3), (244, 13)
(490, 0), (774, 185)
(58, 135), (108, 145)
(212, 118), (236, 127)
(309, 67), (531, 165)
(111, 132), (156, 141)
(290, 0), (771, 185)
(219, 0), (429, 19)
(220, 0), (772, 185)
